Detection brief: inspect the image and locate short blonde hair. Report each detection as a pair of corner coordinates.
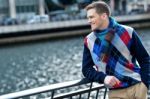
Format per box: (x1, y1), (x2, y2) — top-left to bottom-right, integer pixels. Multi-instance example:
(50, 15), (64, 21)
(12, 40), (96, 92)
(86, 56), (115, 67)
(85, 1), (111, 17)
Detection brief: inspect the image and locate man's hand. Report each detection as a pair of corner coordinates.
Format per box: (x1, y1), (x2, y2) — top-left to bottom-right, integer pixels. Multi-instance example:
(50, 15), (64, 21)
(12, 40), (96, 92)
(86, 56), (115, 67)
(104, 76), (121, 88)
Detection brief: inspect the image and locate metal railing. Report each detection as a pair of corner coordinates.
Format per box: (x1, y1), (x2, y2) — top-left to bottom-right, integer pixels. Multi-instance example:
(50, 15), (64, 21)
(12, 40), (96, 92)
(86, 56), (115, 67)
(0, 78), (107, 99)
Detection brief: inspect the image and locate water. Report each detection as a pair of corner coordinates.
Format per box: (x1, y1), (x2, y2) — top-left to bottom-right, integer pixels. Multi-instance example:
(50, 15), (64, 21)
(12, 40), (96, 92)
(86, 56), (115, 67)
(0, 28), (149, 95)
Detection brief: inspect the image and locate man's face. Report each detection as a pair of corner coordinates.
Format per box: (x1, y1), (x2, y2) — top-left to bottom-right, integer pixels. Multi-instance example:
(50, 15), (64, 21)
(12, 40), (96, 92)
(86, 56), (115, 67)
(87, 8), (104, 31)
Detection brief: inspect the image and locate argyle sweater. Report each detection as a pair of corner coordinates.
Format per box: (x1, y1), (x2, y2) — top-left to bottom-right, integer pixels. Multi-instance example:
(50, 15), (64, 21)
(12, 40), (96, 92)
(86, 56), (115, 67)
(82, 17), (150, 89)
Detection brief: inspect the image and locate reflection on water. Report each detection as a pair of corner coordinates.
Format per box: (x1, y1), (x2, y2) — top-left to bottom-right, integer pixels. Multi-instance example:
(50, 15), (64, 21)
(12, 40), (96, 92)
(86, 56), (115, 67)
(0, 28), (149, 95)
(0, 37), (84, 95)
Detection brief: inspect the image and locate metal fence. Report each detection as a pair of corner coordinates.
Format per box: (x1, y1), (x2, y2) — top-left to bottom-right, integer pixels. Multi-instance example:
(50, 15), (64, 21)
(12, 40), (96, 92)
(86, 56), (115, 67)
(0, 78), (107, 99)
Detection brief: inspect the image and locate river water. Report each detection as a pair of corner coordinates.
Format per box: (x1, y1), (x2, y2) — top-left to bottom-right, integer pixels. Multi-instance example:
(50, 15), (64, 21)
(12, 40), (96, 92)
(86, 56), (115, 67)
(0, 28), (149, 95)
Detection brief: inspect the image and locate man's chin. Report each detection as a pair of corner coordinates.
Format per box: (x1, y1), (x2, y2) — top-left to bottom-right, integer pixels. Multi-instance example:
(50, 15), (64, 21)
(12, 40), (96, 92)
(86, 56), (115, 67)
(91, 26), (97, 31)
(91, 28), (96, 31)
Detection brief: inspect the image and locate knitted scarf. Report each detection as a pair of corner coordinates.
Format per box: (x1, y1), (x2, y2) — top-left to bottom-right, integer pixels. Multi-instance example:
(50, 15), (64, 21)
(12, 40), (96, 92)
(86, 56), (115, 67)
(94, 17), (116, 63)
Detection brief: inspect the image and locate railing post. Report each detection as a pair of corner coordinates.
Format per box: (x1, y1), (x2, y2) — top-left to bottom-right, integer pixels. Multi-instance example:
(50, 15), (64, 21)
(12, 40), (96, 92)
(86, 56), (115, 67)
(70, 96), (72, 99)
(95, 89), (99, 99)
(103, 88), (107, 99)
(51, 90), (55, 99)
(79, 94), (82, 99)
(87, 82), (93, 99)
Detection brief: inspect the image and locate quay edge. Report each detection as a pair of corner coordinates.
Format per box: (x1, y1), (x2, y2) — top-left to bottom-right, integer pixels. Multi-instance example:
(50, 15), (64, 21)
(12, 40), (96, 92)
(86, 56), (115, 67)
(0, 14), (150, 44)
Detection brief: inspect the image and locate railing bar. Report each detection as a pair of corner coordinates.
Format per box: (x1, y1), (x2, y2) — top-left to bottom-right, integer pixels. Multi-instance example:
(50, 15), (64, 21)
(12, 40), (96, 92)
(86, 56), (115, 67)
(51, 90), (55, 99)
(0, 89), (56, 99)
(87, 82), (93, 99)
(95, 89), (100, 99)
(54, 85), (105, 99)
(0, 78), (91, 99)
(103, 88), (107, 99)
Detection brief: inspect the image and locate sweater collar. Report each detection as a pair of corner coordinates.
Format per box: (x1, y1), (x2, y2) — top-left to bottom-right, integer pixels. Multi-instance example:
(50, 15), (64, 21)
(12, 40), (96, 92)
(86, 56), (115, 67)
(94, 17), (118, 34)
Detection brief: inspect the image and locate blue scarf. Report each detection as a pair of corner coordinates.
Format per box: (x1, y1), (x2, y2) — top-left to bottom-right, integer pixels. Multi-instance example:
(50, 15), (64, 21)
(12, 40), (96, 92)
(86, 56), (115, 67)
(94, 17), (118, 62)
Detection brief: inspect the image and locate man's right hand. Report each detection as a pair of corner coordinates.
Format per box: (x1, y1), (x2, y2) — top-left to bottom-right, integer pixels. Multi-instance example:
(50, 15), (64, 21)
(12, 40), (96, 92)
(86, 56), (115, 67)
(104, 76), (121, 88)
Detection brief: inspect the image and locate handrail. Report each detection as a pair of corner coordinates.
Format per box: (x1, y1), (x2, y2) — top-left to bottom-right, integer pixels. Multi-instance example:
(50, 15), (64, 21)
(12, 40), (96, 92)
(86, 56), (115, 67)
(53, 85), (105, 99)
(0, 78), (107, 99)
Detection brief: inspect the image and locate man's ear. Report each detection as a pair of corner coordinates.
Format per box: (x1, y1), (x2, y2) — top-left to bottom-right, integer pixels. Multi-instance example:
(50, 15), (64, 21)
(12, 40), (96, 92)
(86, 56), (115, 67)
(101, 13), (107, 19)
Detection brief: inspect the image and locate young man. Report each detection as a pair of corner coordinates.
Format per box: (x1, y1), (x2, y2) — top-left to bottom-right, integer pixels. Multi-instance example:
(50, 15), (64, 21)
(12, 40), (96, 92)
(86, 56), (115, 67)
(82, 1), (150, 99)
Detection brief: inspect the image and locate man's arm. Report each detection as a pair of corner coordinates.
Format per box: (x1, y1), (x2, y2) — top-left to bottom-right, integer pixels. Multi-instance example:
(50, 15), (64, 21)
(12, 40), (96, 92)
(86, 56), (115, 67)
(131, 30), (150, 89)
(82, 44), (107, 83)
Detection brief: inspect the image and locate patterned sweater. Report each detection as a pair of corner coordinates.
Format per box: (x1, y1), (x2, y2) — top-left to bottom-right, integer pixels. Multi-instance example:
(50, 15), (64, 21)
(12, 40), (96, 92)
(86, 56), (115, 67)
(82, 17), (150, 89)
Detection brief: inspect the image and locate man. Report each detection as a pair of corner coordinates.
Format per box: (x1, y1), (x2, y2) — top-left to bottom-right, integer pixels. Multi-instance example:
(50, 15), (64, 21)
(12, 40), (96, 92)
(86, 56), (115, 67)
(82, 1), (150, 99)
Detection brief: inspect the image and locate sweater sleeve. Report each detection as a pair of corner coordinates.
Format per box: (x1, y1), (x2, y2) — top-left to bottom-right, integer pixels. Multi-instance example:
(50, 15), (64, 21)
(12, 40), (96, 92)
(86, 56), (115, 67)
(82, 44), (106, 83)
(131, 30), (150, 89)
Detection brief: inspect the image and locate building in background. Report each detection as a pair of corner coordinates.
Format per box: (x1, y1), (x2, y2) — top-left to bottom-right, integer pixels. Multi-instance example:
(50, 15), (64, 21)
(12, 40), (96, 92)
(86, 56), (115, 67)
(109, 0), (150, 15)
(15, 0), (38, 21)
(0, 0), (9, 18)
(126, 0), (150, 14)
(0, 0), (46, 25)
(0, 0), (149, 25)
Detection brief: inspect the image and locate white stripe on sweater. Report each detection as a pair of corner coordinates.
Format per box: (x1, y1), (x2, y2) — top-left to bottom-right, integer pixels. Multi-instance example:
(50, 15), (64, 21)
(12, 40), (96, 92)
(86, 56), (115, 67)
(115, 62), (141, 81)
(92, 53), (106, 73)
(111, 33), (132, 62)
(87, 32), (107, 73)
(87, 32), (96, 52)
